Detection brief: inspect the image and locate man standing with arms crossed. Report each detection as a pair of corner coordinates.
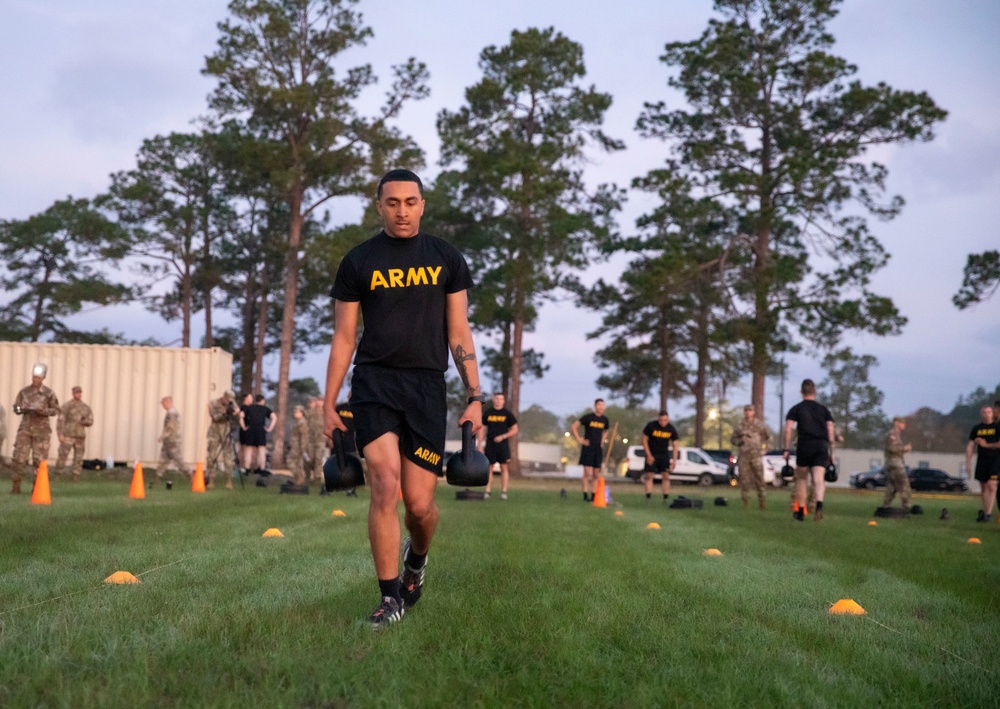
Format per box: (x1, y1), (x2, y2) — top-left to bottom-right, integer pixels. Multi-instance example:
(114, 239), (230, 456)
(783, 379), (835, 521)
(324, 169), (483, 628)
(883, 417), (912, 511)
(56, 385), (94, 481)
(478, 392), (518, 500)
(967, 405), (999, 523)
(641, 410), (678, 504)
(731, 404), (770, 510)
(572, 399), (610, 502)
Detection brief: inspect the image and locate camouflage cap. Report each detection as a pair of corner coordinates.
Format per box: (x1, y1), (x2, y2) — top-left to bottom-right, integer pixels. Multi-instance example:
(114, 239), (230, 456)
(743, 404), (754, 412)
(72, 385), (82, 393)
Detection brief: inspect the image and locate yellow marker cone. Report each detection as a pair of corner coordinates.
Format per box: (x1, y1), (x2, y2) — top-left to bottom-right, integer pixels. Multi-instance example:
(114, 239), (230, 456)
(704, 548), (723, 556)
(968, 537), (982, 544)
(646, 522), (661, 530)
(614, 510), (624, 516)
(129, 463), (145, 499)
(829, 599), (865, 615)
(31, 460), (52, 505)
(332, 509), (346, 517)
(868, 521), (878, 526)
(592, 476), (607, 508)
(262, 528), (284, 537)
(192, 462), (206, 492)
(104, 571), (141, 585)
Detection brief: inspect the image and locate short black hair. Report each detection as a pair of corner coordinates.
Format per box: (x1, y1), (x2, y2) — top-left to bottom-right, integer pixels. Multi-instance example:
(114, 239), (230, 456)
(801, 379), (816, 396)
(377, 169), (423, 198)
(255, 394), (265, 403)
(594, 398), (605, 406)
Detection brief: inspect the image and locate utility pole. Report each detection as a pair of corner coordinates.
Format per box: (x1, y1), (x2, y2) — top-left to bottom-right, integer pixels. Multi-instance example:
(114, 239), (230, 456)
(776, 360), (786, 440)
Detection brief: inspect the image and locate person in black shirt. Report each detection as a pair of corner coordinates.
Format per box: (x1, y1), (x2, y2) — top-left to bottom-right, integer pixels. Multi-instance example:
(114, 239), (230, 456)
(967, 405), (1000, 522)
(239, 394), (275, 474)
(783, 379), (835, 521)
(478, 393), (518, 500)
(571, 399), (610, 502)
(641, 411), (679, 503)
(324, 169), (483, 629)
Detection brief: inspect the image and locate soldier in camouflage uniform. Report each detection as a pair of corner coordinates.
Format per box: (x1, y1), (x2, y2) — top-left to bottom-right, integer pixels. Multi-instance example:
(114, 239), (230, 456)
(306, 397), (327, 482)
(156, 396), (189, 481)
(731, 404), (770, 510)
(56, 386), (94, 481)
(883, 417), (912, 510)
(11, 363), (60, 494)
(0, 403), (7, 462)
(205, 390), (237, 490)
(288, 405), (310, 485)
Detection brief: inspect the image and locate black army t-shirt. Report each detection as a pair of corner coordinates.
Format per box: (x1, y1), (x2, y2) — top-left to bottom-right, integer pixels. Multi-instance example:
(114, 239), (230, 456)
(331, 231), (473, 372)
(785, 400), (834, 443)
(969, 422), (1000, 465)
(578, 413), (610, 450)
(483, 408), (517, 442)
(642, 421), (679, 458)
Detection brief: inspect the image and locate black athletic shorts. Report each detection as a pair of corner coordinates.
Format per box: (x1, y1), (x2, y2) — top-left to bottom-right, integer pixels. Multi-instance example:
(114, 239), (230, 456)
(350, 364), (447, 475)
(795, 440), (830, 469)
(244, 428), (267, 447)
(579, 444), (603, 468)
(974, 456), (1000, 483)
(644, 455), (672, 474)
(485, 441), (511, 465)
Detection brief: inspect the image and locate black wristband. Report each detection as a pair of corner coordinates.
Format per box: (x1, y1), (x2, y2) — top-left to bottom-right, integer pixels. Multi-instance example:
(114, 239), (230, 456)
(467, 395), (486, 405)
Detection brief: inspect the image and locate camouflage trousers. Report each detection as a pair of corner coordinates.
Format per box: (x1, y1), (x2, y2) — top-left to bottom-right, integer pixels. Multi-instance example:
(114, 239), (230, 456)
(288, 455), (306, 485)
(883, 465), (911, 508)
(738, 457), (766, 505)
(157, 441), (188, 479)
(56, 437), (86, 479)
(12, 427), (51, 482)
(306, 442), (327, 481)
(206, 435), (232, 478)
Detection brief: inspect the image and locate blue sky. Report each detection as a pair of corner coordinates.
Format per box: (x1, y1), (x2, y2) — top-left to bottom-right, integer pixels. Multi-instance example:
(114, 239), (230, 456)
(1, 0), (998, 423)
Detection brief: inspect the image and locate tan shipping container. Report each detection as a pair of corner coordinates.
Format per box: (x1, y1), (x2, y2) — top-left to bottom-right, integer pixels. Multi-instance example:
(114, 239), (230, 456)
(0, 342), (232, 468)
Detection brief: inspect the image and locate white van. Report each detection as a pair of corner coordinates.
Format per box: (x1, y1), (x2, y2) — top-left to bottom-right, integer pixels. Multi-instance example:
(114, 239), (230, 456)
(625, 446), (732, 486)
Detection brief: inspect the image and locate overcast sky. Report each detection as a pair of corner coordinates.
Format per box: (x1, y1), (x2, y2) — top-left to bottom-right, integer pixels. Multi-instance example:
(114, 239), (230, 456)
(1, 0), (998, 426)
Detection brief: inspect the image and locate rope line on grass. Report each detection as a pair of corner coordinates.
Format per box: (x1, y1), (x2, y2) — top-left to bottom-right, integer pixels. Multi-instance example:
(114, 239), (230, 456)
(818, 595), (984, 672)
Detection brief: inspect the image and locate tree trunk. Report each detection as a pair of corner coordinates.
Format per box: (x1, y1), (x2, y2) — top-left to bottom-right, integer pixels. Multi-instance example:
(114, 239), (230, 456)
(508, 313), (524, 477)
(181, 265), (192, 348)
(253, 266), (269, 395)
(239, 280), (256, 392)
(272, 193), (304, 468)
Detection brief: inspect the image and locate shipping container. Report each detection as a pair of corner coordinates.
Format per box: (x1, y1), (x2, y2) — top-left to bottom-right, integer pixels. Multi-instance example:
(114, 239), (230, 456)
(0, 342), (232, 468)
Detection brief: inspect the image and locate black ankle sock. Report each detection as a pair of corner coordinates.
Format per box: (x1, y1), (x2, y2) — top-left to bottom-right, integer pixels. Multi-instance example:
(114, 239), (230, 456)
(816, 501), (824, 511)
(583, 492), (589, 501)
(406, 547), (427, 570)
(645, 493), (651, 499)
(378, 577), (401, 601)
(663, 494), (669, 500)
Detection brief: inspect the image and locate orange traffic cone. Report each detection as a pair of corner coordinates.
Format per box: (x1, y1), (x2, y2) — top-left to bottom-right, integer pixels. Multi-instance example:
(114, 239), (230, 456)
(32, 460), (52, 505)
(129, 463), (145, 499)
(592, 476), (607, 508)
(192, 462), (206, 493)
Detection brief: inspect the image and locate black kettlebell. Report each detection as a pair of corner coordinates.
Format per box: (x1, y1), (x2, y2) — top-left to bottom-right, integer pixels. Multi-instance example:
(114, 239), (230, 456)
(323, 429), (365, 491)
(780, 464), (795, 479)
(445, 421), (490, 487)
(824, 463), (838, 483)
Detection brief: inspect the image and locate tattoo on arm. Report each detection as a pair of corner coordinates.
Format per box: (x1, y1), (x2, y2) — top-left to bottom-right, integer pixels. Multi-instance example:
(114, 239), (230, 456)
(453, 344), (480, 397)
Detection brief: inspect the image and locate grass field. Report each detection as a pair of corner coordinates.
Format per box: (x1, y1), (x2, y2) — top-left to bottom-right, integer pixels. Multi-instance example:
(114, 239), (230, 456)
(1, 474), (998, 708)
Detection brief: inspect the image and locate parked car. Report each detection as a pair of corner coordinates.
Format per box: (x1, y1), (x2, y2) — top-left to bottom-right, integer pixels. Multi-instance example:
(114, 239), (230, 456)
(849, 469), (887, 490)
(625, 446), (731, 486)
(702, 448), (737, 477)
(761, 450), (796, 488)
(908, 468), (968, 492)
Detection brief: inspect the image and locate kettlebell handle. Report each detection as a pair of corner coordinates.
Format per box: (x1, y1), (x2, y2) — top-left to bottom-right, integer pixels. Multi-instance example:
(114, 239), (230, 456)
(461, 420), (474, 464)
(332, 428), (346, 468)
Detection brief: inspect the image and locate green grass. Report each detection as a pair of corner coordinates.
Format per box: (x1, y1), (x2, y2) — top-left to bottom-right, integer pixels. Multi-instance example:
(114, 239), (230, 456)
(0, 476), (998, 708)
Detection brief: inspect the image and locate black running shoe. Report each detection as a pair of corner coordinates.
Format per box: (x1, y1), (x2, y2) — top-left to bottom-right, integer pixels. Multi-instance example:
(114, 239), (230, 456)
(367, 596), (404, 629)
(400, 537), (426, 609)
(976, 510), (986, 522)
